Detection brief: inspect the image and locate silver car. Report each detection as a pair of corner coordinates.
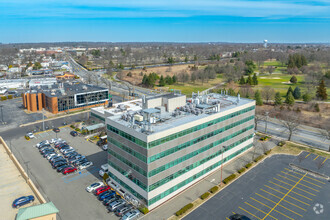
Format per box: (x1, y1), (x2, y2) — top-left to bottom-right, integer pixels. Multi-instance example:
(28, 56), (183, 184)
(108, 199), (126, 212)
(121, 209), (141, 220)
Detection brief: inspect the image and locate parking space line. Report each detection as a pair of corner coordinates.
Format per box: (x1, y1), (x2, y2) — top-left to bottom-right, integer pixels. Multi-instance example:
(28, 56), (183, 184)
(239, 206), (262, 220)
(269, 180), (313, 200)
(305, 152), (312, 158)
(277, 174), (320, 192)
(244, 202), (278, 220)
(321, 158), (328, 165)
(264, 185), (310, 206)
(255, 193), (303, 217)
(273, 178), (316, 197)
(250, 197), (295, 220)
(284, 168), (325, 184)
(313, 155), (320, 160)
(262, 173), (307, 220)
(259, 189), (307, 211)
(281, 171), (322, 188)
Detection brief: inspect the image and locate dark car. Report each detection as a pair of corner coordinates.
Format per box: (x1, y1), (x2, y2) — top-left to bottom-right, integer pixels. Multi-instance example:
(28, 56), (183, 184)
(41, 148), (55, 155)
(103, 195), (121, 206)
(53, 128), (60, 133)
(70, 131), (78, 137)
(12, 195), (34, 208)
(115, 204), (133, 217)
(56, 164), (70, 172)
(49, 156), (63, 162)
(65, 152), (78, 158)
(98, 190), (116, 201)
(52, 161), (67, 168)
(55, 142), (67, 148)
(58, 144), (70, 150)
(72, 158), (88, 166)
(229, 214), (251, 220)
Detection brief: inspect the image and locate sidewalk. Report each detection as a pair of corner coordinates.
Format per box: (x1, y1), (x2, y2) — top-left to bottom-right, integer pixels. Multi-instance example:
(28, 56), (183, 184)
(142, 137), (277, 220)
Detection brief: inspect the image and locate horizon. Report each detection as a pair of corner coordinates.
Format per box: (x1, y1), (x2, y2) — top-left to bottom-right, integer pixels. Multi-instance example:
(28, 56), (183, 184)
(1, 0), (330, 43)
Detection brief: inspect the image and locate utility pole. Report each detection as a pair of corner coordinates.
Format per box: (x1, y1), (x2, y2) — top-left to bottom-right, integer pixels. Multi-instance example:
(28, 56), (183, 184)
(220, 146), (227, 185)
(0, 105), (4, 123)
(265, 111), (269, 134)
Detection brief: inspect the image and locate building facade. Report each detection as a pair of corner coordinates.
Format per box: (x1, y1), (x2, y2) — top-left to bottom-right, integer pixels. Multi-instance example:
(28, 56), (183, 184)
(22, 83), (109, 114)
(105, 93), (255, 210)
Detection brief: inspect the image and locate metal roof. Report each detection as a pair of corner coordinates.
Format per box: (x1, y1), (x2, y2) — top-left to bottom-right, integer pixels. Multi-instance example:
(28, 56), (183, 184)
(16, 202), (59, 220)
(142, 108), (160, 114)
(83, 123), (105, 131)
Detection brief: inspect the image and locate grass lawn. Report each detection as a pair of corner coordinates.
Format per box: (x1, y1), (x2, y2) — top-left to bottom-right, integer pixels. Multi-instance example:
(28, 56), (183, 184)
(263, 60), (286, 67)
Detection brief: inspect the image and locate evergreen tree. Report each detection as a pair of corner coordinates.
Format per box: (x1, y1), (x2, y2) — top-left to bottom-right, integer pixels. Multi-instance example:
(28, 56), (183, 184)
(316, 80), (328, 100)
(159, 75), (165, 87)
(293, 87), (301, 99)
(228, 88), (236, 96)
(252, 73), (258, 85)
(255, 90), (263, 106)
(285, 92), (295, 105)
(302, 93), (312, 103)
(142, 74), (147, 85)
(286, 86), (293, 97)
(165, 75), (173, 85)
(301, 55), (307, 66)
(239, 76), (246, 85)
(274, 92), (282, 106)
(246, 75), (253, 85)
(172, 75), (177, 83)
(290, 76), (297, 84)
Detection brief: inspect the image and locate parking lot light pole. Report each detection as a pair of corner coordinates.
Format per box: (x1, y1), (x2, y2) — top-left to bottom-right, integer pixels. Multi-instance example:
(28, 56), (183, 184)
(265, 111), (269, 134)
(220, 146), (226, 186)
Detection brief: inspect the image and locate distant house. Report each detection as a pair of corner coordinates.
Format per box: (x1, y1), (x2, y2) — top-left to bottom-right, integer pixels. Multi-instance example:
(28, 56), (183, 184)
(56, 72), (75, 80)
(16, 202), (59, 220)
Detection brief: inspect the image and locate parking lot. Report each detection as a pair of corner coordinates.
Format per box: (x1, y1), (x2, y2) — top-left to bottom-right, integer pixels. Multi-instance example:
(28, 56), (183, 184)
(185, 153), (330, 220)
(10, 127), (120, 220)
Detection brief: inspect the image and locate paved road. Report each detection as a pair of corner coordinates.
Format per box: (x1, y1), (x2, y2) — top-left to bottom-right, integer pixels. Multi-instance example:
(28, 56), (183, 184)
(257, 119), (330, 151)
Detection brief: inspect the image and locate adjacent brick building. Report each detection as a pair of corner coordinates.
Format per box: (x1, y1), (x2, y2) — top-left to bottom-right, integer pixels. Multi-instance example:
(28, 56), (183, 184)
(22, 83), (109, 114)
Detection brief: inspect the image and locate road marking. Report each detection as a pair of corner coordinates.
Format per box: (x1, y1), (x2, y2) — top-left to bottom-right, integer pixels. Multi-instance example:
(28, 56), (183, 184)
(284, 168), (325, 184)
(255, 193), (303, 217)
(239, 206), (262, 220)
(321, 158), (328, 165)
(262, 173), (307, 220)
(264, 185), (310, 206)
(244, 202), (278, 220)
(250, 197), (295, 220)
(305, 152), (312, 158)
(259, 189), (307, 211)
(274, 178), (316, 196)
(269, 180), (313, 200)
(313, 155), (320, 160)
(281, 171), (322, 188)
(277, 174), (320, 192)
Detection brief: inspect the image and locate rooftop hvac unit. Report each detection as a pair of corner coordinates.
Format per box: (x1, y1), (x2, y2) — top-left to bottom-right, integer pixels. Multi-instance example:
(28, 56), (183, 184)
(134, 114), (143, 122)
(82, 85), (88, 90)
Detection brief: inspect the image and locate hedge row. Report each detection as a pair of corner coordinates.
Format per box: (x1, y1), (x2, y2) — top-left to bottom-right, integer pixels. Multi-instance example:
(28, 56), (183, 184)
(75, 128), (81, 132)
(223, 174), (236, 184)
(175, 203), (193, 216)
(254, 155), (264, 163)
(138, 207), (149, 214)
(210, 186), (219, 194)
(245, 163), (252, 169)
(200, 192), (210, 200)
(70, 125), (75, 128)
(238, 167), (246, 174)
(259, 136), (270, 141)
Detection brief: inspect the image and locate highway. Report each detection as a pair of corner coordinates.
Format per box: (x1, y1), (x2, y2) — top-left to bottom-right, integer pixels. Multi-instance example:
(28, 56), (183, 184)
(257, 119), (330, 151)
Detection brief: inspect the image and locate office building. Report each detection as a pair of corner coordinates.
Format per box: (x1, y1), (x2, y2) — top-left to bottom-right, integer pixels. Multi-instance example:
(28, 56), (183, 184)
(105, 92), (255, 209)
(22, 82), (109, 114)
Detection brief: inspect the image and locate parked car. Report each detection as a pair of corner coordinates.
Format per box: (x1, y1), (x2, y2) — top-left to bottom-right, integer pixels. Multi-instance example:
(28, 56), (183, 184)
(38, 144), (52, 150)
(57, 164), (70, 172)
(59, 146), (72, 152)
(65, 152), (78, 158)
(108, 199), (126, 212)
(12, 195), (35, 208)
(26, 133), (35, 139)
(50, 138), (62, 144)
(62, 167), (77, 175)
(86, 182), (104, 193)
(49, 156), (63, 163)
(103, 195), (121, 206)
(47, 153), (58, 160)
(94, 186), (111, 196)
(43, 151), (55, 158)
(98, 190), (115, 201)
(102, 144), (108, 151)
(229, 214), (251, 220)
(72, 158), (88, 167)
(52, 161), (67, 169)
(115, 204), (133, 217)
(55, 143), (68, 149)
(40, 148), (54, 154)
(53, 127), (60, 133)
(36, 140), (49, 148)
(70, 131), (78, 137)
(79, 161), (93, 170)
(120, 209), (141, 220)
(61, 148), (75, 154)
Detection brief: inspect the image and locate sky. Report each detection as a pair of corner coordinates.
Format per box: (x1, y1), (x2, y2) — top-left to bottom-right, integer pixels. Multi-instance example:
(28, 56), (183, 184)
(0, 0), (330, 43)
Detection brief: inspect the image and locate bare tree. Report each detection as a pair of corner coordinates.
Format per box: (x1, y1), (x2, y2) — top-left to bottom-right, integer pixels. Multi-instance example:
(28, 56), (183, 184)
(85, 73), (93, 84)
(319, 122), (330, 152)
(266, 66), (275, 75)
(261, 86), (275, 103)
(280, 112), (301, 141)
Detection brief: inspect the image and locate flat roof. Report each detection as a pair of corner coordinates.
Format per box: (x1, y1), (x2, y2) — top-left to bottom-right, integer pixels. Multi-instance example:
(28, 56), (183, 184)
(105, 93), (254, 135)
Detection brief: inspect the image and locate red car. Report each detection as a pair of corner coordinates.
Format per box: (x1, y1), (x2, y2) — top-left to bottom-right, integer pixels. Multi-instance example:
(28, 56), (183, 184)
(62, 167), (77, 175)
(94, 186), (111, 196)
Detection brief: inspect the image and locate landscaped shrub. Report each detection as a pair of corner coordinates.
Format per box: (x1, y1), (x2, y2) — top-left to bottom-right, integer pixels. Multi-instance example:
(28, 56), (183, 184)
(245, 163), (252, 169)
(210, 186), (219, 193)
(259, 136), (270, 141)
(175, 203), (194, 216)
(24, 135), (30, 140)
(75, 128), (80, 132)
(238, 167), (246, 174)
(264, 150), (272, 155)
(200, 192), (210, 200)
(8, 95), (13, 99)
(138, 206), (149, 214)
(278, 141), (285, 146)
(1, 96), (7, 101)
(223, 174), (236, 184)
(81, 130), (87, 135)
(254, 155), (264, 163)
(70, 125), (75, 128)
